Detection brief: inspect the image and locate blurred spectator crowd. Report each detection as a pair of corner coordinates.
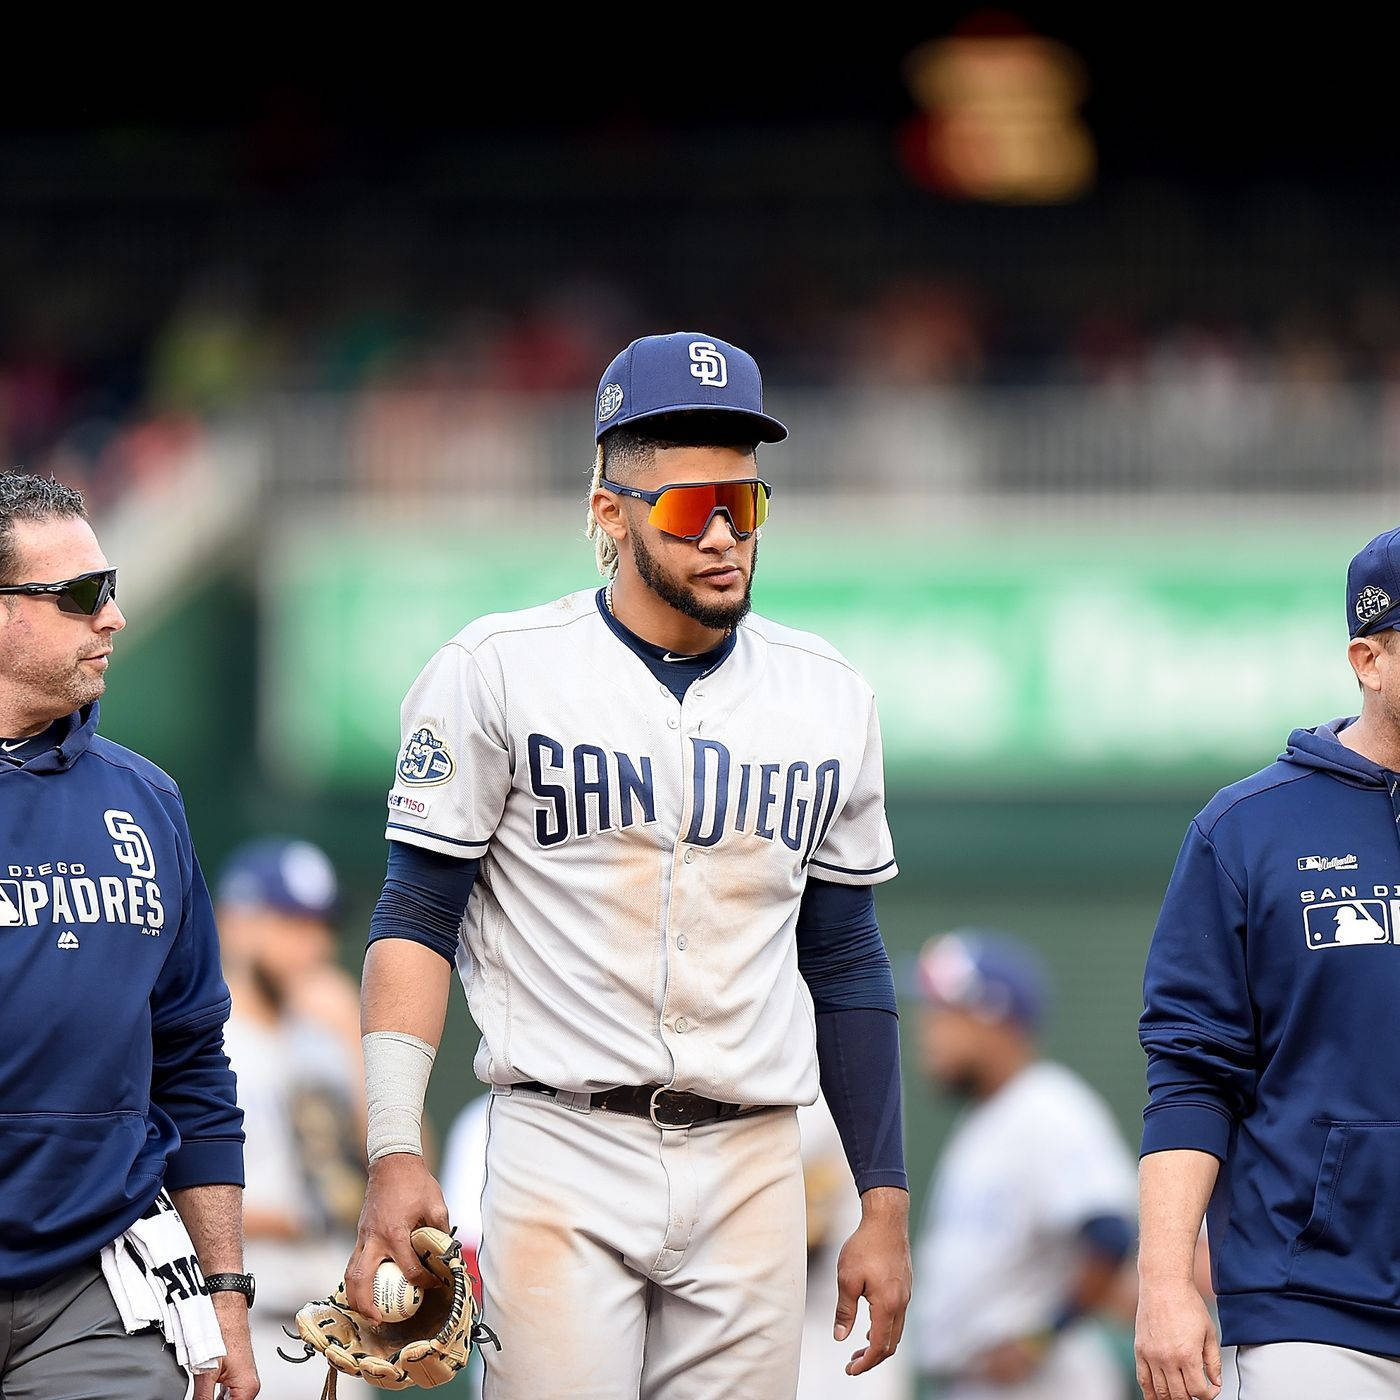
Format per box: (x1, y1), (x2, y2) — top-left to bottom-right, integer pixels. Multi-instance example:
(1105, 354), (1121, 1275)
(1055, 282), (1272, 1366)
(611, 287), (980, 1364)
(10, 266), (1400, 504)
(7, 99), (1400, 505)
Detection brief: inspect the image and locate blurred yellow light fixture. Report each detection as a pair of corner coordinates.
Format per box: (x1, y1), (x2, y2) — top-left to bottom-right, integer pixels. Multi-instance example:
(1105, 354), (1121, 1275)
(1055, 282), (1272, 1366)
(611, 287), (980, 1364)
(901, 14), (1095, 202)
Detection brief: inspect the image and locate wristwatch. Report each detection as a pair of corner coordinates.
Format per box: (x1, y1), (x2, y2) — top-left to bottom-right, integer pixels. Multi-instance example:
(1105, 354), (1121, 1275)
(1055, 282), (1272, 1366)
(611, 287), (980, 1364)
(204, 1272), (256, 1308)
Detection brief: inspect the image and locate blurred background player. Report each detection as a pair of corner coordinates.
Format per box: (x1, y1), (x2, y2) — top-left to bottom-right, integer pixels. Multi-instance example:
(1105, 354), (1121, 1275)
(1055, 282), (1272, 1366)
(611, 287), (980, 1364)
(911, 931), (1136, 1400)
(440, 1092), (491, 1399)
(798, 1095), (913, 1399)
(216, 837), (369, 1398)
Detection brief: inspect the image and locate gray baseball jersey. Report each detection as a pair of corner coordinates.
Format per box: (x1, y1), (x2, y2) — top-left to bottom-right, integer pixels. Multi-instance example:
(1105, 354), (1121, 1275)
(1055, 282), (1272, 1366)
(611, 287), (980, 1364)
(385, 588), (897, 1106)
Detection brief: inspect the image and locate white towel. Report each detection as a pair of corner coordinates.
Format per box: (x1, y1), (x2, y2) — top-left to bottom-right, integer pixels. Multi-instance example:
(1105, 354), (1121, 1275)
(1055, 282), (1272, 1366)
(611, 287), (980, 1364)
(100, 1190), (226, 1387)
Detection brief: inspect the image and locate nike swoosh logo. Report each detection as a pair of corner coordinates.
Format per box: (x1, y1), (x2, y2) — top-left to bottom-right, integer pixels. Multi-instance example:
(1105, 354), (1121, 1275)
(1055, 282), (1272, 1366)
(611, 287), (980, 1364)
(1, 740), (25, 752)
(661, 652), (695, 663)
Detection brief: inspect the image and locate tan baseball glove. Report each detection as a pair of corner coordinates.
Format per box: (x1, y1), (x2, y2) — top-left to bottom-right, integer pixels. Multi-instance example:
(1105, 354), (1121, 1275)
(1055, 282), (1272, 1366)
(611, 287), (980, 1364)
(282, 1226), (499, 1395)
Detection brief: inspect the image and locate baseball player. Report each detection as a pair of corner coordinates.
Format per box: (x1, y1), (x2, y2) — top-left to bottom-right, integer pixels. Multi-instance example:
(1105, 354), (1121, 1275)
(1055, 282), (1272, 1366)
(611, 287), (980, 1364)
(0, 471), (258, 1399)
(216, 837), (370, 1399)
(439, 1092), (492, 1398)
(911, 931), (1137, 1400)
(796, 1096), (912, 1400)
(343, 331), (913, 1399)
(1137, 525), (1400, 1400)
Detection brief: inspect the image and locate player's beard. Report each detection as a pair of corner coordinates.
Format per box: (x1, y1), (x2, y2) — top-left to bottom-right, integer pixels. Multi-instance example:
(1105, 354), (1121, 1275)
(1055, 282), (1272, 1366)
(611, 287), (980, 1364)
(631, 530), (758, 632)
(251, 960), (289, 1014)
(938, 1069), (982, 1102)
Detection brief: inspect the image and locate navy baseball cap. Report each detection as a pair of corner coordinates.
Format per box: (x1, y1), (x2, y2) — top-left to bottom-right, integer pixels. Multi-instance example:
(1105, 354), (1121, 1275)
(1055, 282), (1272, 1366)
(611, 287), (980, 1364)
(217, 837), (340, 920)
(594, 331), (788, 444)
(914, 930), (1049, 1031)
(1348, 526), (1400, 637)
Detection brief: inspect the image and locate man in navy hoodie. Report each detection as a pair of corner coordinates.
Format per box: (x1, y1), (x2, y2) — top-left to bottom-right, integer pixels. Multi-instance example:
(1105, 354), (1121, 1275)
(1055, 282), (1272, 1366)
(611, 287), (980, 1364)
(0, 473), (258, 1398)
(1136, 525), (1400, 1400)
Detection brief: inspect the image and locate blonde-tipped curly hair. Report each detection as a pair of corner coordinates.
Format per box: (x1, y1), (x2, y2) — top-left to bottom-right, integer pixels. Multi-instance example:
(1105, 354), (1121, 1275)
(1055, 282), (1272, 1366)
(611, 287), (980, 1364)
(584, 444), (617, 579)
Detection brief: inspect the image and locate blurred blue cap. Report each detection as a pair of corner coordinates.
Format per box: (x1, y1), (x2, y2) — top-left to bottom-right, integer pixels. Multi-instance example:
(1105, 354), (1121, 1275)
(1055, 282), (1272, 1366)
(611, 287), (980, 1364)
(594, 331), (788, 444)
(217, 837), (339, 920)
(914, 930), (1049, 1031)
(1348, 525), (1400, 637)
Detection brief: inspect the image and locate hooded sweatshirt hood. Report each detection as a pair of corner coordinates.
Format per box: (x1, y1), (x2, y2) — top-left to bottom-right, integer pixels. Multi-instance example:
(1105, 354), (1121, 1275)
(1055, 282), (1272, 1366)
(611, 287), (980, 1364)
(1281, 716), (1394, 789)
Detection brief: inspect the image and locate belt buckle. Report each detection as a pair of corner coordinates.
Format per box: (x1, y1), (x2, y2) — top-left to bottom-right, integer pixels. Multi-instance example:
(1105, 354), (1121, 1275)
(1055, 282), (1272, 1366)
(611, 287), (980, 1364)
(649, 1087), (695, 1129)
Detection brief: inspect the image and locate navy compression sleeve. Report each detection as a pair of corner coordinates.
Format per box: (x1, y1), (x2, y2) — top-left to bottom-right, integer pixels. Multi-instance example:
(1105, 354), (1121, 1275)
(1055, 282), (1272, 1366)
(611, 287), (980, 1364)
(368, 843), (480, 964)
(797, 879), (907, 1193)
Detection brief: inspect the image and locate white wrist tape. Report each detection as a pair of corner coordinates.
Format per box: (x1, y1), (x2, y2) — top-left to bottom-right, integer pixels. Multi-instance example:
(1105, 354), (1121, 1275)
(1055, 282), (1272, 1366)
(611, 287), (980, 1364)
(363, 1031), (436, 1164)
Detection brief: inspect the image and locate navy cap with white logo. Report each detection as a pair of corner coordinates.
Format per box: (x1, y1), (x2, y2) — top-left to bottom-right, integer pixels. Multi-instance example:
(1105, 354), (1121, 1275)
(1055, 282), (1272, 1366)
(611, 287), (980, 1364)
(1347, 526), (1400, 637)
(913, 929), (1049, 1031)
(216, 837), (340, 921)
(594, 331), (788, 444)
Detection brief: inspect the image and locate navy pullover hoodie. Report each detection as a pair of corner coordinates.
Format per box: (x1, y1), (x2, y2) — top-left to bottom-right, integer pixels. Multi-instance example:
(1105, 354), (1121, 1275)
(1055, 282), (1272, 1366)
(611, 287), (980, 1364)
(0, 704), (243, 1288)
(1142, 717), (1400, 1355)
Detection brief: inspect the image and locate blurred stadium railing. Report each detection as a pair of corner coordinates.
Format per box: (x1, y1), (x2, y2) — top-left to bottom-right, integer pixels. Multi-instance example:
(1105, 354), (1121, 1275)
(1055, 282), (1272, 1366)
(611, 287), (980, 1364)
(248, 385), (1400, 503)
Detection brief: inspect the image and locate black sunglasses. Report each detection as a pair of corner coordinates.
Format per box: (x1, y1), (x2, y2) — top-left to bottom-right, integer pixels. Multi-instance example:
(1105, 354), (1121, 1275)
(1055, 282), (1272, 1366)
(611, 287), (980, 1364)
(0, 568), (118, 616)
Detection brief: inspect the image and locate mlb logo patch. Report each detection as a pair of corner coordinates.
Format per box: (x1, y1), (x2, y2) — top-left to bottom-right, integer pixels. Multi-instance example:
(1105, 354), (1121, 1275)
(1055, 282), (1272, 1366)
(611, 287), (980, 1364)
(0, 881), (23, 926)
(1304, 898), (1391, 949)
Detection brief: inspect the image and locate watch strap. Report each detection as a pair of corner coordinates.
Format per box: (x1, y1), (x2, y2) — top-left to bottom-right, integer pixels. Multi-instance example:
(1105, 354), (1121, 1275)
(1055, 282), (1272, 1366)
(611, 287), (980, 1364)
(204, 1271), (255, 1306)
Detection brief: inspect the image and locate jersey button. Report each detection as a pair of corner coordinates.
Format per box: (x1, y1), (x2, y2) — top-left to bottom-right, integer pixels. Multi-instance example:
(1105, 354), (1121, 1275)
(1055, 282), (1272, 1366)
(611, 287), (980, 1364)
(683, 849), (695, 863)
(667, 716), (680, 730)
(676, 935), (688, 950)
(675, 1018), (689, 1033)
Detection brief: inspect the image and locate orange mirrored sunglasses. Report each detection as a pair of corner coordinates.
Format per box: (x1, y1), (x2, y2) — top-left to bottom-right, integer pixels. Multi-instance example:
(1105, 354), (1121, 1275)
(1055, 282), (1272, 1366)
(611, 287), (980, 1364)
(599, 477), (772, 540)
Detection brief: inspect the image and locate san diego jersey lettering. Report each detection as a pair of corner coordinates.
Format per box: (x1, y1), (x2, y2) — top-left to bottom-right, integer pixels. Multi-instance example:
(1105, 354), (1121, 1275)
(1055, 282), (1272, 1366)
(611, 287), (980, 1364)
(385, 589), (897, 1107)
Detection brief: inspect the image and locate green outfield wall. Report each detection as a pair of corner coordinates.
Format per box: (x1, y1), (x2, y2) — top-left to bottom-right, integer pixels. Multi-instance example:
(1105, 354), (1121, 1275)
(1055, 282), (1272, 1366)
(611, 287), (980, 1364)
(262, 520), (1359, 792)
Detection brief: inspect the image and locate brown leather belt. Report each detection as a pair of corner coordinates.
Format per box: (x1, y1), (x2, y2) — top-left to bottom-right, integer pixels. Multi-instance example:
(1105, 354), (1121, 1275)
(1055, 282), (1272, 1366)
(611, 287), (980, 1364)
(515, 1080), (758, 1129)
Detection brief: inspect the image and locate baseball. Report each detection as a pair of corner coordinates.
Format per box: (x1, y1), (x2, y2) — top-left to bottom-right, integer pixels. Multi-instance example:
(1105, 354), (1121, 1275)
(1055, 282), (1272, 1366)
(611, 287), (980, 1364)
(372, 1260), (423, 1322)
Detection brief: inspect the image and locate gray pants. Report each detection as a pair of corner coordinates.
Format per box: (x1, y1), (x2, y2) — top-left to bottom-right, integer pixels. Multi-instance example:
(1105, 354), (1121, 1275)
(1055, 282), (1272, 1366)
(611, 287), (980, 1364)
(0, 1258), (186, 1399)
(1223, 1341), (1400, 1399)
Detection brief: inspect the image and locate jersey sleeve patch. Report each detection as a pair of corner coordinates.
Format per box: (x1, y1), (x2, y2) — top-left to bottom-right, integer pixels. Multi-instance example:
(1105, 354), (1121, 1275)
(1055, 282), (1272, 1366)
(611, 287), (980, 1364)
(396, 726), (456, 787)
(387, 792), (433, 820)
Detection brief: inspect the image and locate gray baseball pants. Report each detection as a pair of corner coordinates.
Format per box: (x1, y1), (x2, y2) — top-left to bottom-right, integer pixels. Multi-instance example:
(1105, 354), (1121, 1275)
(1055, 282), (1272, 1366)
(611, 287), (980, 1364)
(0, 1258), (186, 1399)
(1222, 1341), (1400, 1398)
(479, 1090), (807, 1400)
